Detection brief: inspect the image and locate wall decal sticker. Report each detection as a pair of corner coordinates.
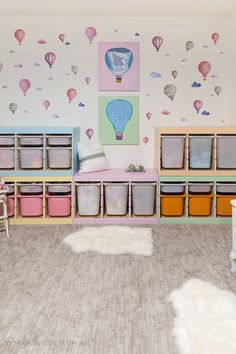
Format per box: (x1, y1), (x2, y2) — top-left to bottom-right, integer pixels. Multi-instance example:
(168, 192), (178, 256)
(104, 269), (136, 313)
(198, 61), (211, 80)
(2, 85), (8, 89)
(143, 137), (149, 144)
(161, 110), (171, 115)
(181, 59), (187, 62)
(52, 114), (59, 119)
(38, 39), (47, 45)
(214, 86), (222, 96)
(14, 29), (25, 45)
(211, 73), (218, 78)
(34, 62), (40, 67)
(71, 65), (79, 75)
(85, 77), (91, 85)
(85, 27), (97, 44)
(99, 96), (139, 145)
(45, 52), (56, 68)
(59, 34), (65, 43)
(186, 41), (194, 51)
(193, 100), (203, 113)
(164, 84), (177, 101)
(9, 50), (15, 54)
(43, 100), (50, 110)
(98, 42), (139, 91)
(191, 81), (201, 88)
(152, 36), (163, 52)
(202, 44), (209, 48)
(146, 112), (152, 120)
(36, 87), (43, 91)
(48, 77), (53, 81)
(67, 88), (77, 103)
(86, 128), (94, 140)
(9, 103), (17, 114)
(150, 72), (161, 78)
(171, 70), (178, 79)
(65, 41), (70, 45)
(180, 117), (187, 121)
(14, 63), (23, 68)
(211, 32), (219, 45)
(78, 102), (85, 107)
(19, 79), (31, 96)
(201, 110), (210, 116)
(134, 33), (140, 37)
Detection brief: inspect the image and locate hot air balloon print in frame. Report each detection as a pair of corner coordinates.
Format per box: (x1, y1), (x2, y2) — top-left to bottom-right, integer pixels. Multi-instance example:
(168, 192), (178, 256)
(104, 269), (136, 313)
(98, 42), (139, 91)
(99, 96), (139, 145)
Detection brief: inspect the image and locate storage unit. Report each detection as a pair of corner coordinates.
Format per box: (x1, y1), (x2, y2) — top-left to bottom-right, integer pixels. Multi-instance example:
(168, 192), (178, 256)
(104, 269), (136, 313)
(131, 183), (156, 216)
(19, 148), (43, 169)
(217, 136), (236, 169)
(76, 183), (101, 216)
(47, 147), (71, 169)
(161, 136), (185, 169)
(0, 148), (15, 169)
(104, 182), (129, 216)
(160, 194), (186, 216)
(189, 136), (213, 169)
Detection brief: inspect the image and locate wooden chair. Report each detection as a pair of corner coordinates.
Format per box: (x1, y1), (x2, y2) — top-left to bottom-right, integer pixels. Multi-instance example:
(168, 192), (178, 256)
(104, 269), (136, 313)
(0, 188), (9, 238)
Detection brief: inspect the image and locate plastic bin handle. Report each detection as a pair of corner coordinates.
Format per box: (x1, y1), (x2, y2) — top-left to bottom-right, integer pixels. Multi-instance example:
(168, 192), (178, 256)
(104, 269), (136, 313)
(45, 194), (71, 198)
(17, 194), (43, 198)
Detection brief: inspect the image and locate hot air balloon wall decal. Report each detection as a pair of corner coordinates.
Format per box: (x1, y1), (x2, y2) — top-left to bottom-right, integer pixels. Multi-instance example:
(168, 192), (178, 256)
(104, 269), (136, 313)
(98, 42), (139, 91)
(99, 96), (139, 145)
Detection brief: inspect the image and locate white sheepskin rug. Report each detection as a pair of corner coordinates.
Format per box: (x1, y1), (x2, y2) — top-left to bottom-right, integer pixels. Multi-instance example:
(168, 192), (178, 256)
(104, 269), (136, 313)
(169, 278), (236, 354)
(63, 226), (153, 256)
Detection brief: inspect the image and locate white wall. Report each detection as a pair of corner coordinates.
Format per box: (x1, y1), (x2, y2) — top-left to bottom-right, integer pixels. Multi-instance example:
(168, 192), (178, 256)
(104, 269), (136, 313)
(0, 16), (231, 167)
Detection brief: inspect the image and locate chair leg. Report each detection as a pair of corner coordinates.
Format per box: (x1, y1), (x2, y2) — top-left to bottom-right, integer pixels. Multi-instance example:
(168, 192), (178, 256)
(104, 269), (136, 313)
(3, 201), (9, 238)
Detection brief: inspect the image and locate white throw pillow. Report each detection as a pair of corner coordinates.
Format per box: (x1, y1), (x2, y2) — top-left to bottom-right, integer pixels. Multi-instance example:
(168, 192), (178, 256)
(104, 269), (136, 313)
(78, 141), (110, 173)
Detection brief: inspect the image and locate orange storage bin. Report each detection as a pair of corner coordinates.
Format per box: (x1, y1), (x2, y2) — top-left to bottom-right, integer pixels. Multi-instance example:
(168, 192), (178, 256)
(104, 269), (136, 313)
(188, 194), (213, 216)
(216, 195), (236, 216)
(160, 194), (185, 216)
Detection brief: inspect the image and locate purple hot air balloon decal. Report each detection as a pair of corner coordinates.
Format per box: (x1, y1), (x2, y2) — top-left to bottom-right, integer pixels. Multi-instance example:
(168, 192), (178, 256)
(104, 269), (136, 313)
(85, 77), (91, 85)
(59, 34), (65, 43)
(193, 100), (203, 113)
(19, 79), (31, 96)
(143, 137), (149, 144)
(43, 100), (50, 110)
(85, 27), (97, 44)
(172, 70), (178, 79)
(86, 128), (94, 140)
(146, 112), (152, 120)
(152, 36), (163, 52)
(45, 52), (56, 68)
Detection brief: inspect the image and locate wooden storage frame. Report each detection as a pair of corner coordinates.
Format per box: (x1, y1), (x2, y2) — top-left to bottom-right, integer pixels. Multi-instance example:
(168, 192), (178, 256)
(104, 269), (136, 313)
(74, 168), (158, 224)
(155, 127), (236, 176)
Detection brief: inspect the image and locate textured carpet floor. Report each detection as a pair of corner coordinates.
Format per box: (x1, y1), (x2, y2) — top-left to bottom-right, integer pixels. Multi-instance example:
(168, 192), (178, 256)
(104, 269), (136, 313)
(0, 224), (235, 354)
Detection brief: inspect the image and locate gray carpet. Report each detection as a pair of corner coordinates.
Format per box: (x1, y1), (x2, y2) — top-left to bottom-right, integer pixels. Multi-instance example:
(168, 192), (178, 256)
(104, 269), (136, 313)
(0, 224), (235, 354)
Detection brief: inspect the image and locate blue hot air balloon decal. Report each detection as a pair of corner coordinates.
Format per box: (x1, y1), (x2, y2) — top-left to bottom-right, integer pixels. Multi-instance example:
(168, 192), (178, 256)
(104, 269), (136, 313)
(106, 99), (133, 140)
(105, 48), (134, 83)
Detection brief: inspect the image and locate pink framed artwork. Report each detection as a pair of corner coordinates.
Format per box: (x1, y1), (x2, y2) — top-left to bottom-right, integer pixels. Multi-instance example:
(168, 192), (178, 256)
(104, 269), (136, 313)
(98, 42), (139, 91)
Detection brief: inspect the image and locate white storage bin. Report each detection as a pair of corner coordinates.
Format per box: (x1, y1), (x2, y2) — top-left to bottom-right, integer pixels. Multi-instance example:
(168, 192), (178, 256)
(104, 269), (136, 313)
(0, 135), (14, 146)
(19, 135), (43, 146)
(18, 183), (43, 194)
(76, 183), (101, 216)
(217, 136), (236, 169)
(104, 182), (129, 215)
(160, 183), (185, 194)
(19, 148), (43, 169)
(188, 183), (213, 194)
(47, 135), (71, 146)
(131, 183), (156, 216)
(189, 136), (213, 169)
(161, 136), (185, 169)
(47, 183), (71, 194)
(216, 183), (236, 194)
(0, 148), (15, 169)
(47, 148), (71, 169)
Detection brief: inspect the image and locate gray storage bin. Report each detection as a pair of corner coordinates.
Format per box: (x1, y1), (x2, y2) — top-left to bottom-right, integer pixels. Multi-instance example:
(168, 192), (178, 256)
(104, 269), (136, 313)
(217, 136), (236, 169)
(76, 183), (101, 216)
(18, 183), (43, 194)
(160, 183), (185, 194)
(189, 136), (213, 169)
(132, 183), (156, 216)
(47, 148), (71, 169)
(161, 136), (185, 169)
(104, 182), (129, 215)
(0, 135), (14, 146)
(0, 148), (15, 169)
(19, 135), (43, 146)
(6, 183), (15, 195)
(188, 183), (213, 194)
(47, 183), (71, 194)
(19, 148), (43, 169)
(216, 183), (236, 194)
(47, 135), (71, 146)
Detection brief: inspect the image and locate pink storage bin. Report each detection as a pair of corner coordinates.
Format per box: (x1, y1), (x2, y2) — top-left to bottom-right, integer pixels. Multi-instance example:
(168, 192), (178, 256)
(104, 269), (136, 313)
(0, 196), (15, 217)
(46, 195), (71, 217)
(0, 148), (15, 169)
(18, 195), (43, 217)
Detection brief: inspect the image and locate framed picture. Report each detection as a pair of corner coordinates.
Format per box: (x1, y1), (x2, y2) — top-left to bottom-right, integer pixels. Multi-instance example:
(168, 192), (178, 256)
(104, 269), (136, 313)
(98, 42), (139, 91)
(99, 96), (139, 145)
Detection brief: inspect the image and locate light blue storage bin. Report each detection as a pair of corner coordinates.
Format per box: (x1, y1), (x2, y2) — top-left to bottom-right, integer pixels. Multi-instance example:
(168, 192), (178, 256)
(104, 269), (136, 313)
(189, 136), (213, 169)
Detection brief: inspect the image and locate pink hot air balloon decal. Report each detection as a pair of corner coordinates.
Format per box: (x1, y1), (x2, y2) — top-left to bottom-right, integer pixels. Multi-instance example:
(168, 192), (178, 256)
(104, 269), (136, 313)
(59, 34), (65, 43)
(67, 88), (77, 103)
(19, 79), (31, 96)
(85, 77), (91, 85)
(198, 61), (211, 80)
(193, 100), (203, 113)
(45, 52), (56, 68)
(14, 29), (25, 45)
(85, 27), (97, 44)
(143, 137), (149, 144)
(86, 128), (94, 140)
(146, 112), (152, 120)
(172, 70), (178, 79)
(211, 32), (219, 45)
(152, 36), (163, 52)
(43, 100), (50, 110)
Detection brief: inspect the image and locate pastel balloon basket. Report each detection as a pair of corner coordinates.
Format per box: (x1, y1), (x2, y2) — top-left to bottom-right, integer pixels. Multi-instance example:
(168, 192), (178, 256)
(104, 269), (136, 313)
(115, 132), (123, 140)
